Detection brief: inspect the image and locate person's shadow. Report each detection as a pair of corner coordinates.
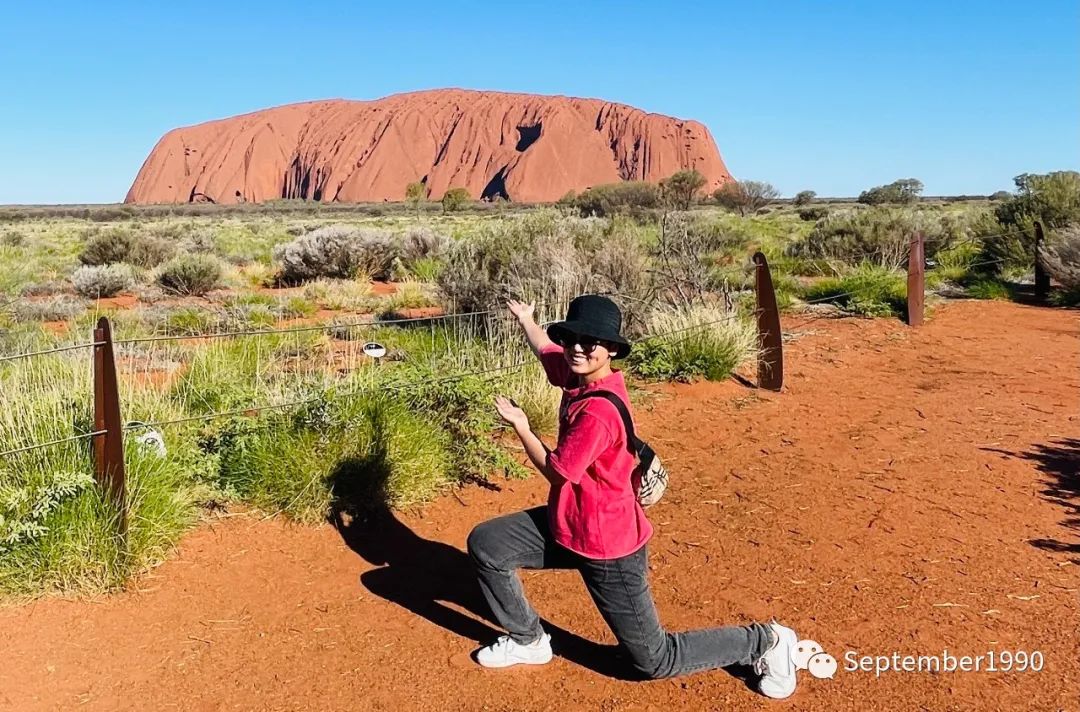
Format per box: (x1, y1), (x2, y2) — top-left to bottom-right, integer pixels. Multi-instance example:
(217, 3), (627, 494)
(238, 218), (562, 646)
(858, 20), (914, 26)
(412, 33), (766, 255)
(326, 453), (635, 679)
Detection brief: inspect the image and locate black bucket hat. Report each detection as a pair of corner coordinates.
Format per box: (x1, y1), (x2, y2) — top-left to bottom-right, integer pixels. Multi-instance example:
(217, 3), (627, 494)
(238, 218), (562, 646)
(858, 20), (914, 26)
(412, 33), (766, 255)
(546, 295), (632, 359)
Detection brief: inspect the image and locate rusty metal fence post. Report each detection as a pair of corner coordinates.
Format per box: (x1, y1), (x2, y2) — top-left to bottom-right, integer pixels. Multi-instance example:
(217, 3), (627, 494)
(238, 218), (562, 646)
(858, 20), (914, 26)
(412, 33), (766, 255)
(93, 316), (127, 535)
(906, 232), (925, 327)
(753, 252), (783, 391)
(1034, 221), (1050, 302)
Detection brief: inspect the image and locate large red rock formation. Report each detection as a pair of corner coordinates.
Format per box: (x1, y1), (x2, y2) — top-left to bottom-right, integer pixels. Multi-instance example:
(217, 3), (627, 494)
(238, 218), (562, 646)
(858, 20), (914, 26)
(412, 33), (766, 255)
(125, 89), (732, 204)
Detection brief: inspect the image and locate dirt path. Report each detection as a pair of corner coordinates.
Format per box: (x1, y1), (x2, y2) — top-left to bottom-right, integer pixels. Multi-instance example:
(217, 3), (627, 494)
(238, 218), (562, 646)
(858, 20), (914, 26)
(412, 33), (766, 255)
(2, 301), (1077, 711)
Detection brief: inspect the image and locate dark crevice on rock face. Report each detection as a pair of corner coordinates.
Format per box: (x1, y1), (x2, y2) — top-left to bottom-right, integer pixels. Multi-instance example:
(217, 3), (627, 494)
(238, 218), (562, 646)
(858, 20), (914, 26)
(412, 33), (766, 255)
(515, 123), (541, 152)
(481, 167), (510, 201)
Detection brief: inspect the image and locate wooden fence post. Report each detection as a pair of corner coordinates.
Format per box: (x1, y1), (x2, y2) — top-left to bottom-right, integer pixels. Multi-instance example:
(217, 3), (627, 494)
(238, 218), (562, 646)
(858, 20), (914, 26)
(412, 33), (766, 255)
(907, 232), (925, 327)
(93, 316), (127, 535)
(1034, 221), (1050, 302)
(753, 252), (784, 391)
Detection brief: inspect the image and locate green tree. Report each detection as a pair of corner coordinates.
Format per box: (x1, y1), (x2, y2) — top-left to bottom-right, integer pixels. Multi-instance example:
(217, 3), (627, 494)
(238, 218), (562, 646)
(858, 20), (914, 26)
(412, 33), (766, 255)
(793, 190), (817, 207)
(660, 169), (707, 210)
(441, 187), (471, 213)
(405, 181), (426, 218)
(857, 178), (923, 205)
(713, 180), (779, 216)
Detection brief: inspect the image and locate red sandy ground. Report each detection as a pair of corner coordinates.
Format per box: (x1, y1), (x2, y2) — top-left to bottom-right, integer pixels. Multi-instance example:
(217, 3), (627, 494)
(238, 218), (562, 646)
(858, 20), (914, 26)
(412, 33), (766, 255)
(1, 301), (1077, 711)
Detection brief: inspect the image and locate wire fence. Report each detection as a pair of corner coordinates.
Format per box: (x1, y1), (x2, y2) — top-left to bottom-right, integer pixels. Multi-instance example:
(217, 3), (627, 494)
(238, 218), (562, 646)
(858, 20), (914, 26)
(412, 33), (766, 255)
(0, 430), (106, 459)
(1, 221), (1050, 463)
(0, 341), (104, 365)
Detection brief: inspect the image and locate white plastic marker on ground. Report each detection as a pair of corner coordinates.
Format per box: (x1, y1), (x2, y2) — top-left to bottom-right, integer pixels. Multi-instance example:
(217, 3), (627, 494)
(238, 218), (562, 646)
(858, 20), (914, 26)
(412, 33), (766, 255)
(362, 342), (387, 359)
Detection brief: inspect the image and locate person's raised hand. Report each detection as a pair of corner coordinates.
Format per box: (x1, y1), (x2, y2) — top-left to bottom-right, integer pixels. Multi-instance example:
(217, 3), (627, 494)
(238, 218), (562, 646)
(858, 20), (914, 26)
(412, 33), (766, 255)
(494, 395), (530, 430)
(507, 299), (535, 324)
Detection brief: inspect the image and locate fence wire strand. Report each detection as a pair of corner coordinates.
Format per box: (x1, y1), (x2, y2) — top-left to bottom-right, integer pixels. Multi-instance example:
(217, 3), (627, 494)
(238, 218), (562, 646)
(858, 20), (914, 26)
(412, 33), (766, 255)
(0, 430), (105, 458)
(0, 341), (104, 365)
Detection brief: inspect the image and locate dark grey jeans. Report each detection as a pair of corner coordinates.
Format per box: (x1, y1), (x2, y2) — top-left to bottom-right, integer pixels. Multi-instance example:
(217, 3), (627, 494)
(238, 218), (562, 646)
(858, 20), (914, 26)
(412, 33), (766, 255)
(466, 506), (772, 679)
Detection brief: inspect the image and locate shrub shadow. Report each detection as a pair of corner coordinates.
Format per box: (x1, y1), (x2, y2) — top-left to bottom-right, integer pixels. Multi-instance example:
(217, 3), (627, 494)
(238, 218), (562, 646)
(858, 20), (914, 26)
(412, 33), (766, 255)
(982, 438), (1080, 562)
(325, 455), (635, 679)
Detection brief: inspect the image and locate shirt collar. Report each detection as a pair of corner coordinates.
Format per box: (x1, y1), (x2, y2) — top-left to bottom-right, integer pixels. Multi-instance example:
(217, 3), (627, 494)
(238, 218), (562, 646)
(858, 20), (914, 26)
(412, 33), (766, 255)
(564, 368), (625, 398)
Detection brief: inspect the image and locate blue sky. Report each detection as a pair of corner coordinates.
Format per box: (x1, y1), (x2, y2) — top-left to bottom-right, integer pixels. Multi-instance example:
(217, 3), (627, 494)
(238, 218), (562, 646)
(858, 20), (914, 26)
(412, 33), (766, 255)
(1, 1), (1077, 204)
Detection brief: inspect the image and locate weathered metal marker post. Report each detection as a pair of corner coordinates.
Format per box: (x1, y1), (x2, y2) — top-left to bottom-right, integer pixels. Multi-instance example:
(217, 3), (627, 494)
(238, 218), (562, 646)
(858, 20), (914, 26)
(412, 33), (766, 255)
(93, 316), (127, 536)
(753, 252), (783, 391)
(907, 232), (925, 327)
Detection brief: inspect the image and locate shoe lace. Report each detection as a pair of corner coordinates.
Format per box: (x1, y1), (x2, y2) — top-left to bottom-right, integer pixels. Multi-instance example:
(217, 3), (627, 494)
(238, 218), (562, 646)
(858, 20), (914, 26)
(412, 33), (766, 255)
(752, 655), (769, 676)
(491, 635), (514, 653)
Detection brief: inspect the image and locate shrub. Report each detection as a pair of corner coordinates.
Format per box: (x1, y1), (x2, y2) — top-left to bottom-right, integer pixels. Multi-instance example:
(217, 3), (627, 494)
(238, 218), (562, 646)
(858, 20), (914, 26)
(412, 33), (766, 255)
(401, 226), (449, 262)
(71, 264), (136, 298)
(438, 212), (597, 312)
(798, 207), (829, 221)
(793, 190), (817, 207)
(573, 182), (662, 218)
(627, 305), (758, 382)
(990, 190), (1011, 201)
(13, 296), (87, 322)
(977, 172), (1080, 276)
(282, 296), (318, 318)
(789, 207), (967, 268)
(273, 226), (400, 283)
(799, 264), (908, 317)
(1041, 223), (1080, 289)
(660, 170), (707, 210)
(441, 187), (471, 213)
(965, 279), (1012, 300)
(1, 230), (24, 246)
(857, 178), (924, 205)
(157, 254), (223, 296)
(405, 181), (427, 216)
(713, 180), (779, 216)
(80, 228), (175, 268)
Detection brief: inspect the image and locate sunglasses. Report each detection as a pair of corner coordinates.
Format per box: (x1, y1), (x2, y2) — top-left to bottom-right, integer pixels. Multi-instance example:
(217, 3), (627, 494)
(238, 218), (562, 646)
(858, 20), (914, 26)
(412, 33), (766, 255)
(556, 335), (609, 354)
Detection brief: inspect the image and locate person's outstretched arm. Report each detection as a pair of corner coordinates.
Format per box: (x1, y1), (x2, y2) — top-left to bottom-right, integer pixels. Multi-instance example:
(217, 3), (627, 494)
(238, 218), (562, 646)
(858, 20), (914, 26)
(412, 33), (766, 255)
(509, 300), (554, 359)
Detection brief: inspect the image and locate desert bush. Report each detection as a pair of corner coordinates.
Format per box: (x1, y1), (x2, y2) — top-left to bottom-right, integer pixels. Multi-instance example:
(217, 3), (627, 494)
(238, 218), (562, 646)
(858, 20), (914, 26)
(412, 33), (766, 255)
(1, 230), (24, 246)
(572, 182), (663, 218)
(402, 226), (449, 262)
(19, 281), (70, 297)
(660, 170), (707, 210)
(157, 254), (222, 296)
(798, 207), (829, 221)
(789, 207), (969, 268)
(799, 264), (908, 317)
(977, 172), (1080, 276)
(177, 228), (219, 255)
(793, 190), (817, 207)
(441, 187), (471, 213)
(71, 264), (136, 298)
(713, 180), (779, 216)
(438, 212), (600, 312)
(627, 305), (757, 382)
(857, 178), (924, 205)
(651, 212), (747, 307)
(273, 226), (400, 283)
(80, 227), (175, 268)
(1041, 223), (1080, 289)
(965, 279), (1012, 300)
(13, 296), (87, 322)
(990, 190), (1011, 201)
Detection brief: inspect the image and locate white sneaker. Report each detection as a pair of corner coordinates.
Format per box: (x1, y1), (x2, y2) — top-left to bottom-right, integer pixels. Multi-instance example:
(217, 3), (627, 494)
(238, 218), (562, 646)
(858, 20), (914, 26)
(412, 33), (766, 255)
(754, 621), (798, 699)
(476, 633), (553, 668)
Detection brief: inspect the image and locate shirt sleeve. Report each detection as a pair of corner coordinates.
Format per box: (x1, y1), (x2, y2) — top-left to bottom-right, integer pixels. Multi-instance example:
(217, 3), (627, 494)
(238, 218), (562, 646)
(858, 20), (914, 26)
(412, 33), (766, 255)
(539, 342), (570, 388)
(547, 409), (615, 485)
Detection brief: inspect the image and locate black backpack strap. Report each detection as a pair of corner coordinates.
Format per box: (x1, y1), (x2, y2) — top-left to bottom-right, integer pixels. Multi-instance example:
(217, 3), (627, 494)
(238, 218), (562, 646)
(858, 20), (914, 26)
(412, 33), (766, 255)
(566, 390), (644, 453)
